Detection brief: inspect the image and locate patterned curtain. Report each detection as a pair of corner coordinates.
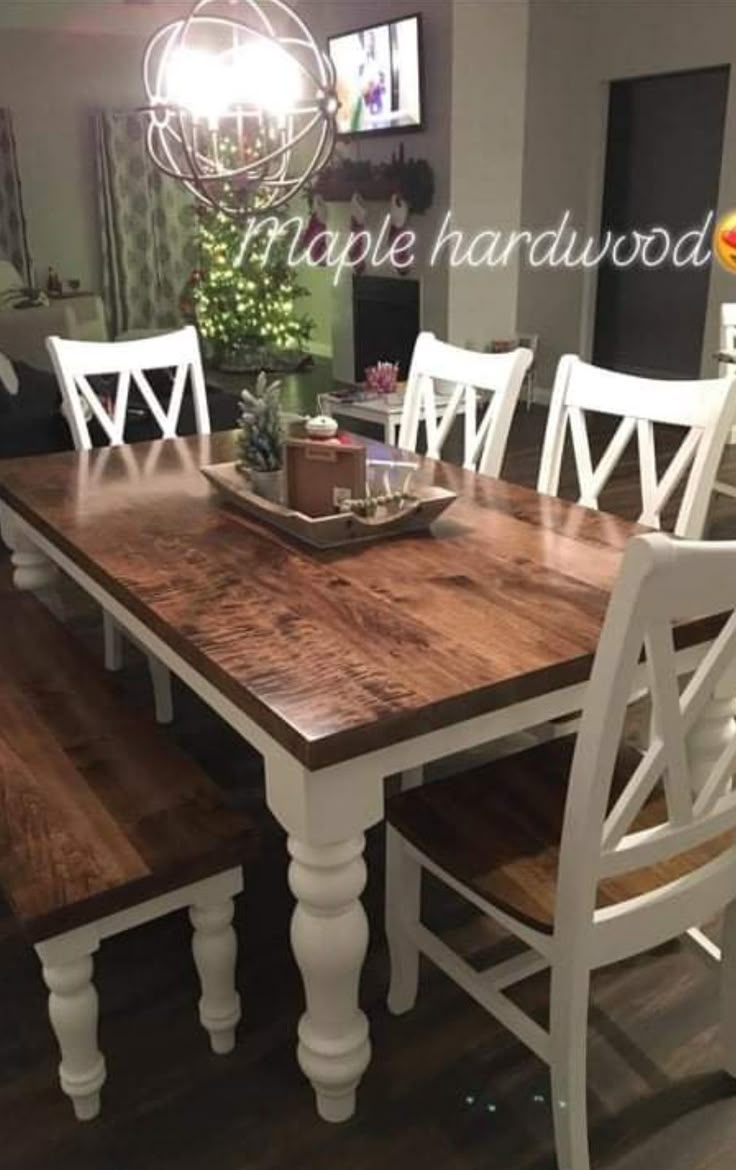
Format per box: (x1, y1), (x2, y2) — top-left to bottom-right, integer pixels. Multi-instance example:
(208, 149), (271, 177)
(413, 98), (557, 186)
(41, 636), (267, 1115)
(0, 110), (32, 284)
(95, 110), (195, 337)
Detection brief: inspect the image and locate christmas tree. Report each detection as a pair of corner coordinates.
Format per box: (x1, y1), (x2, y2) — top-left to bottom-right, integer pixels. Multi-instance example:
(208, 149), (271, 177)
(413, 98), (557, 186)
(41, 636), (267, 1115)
(182, 142), (313, 370)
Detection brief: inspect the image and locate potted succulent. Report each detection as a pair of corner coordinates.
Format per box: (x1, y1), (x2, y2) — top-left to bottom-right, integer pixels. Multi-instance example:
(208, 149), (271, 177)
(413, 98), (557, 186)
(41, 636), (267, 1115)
(237, 371), (285, 503)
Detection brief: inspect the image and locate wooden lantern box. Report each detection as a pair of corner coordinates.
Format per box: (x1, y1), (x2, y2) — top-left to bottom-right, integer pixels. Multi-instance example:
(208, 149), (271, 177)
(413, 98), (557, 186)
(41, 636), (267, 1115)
(284, 438), (366, 518)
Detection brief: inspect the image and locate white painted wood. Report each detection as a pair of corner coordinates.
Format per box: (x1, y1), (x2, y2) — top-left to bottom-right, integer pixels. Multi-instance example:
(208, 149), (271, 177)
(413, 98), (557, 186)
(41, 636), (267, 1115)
(287, 834), (371, 1123)
(538, 354), (736, 537)
(549, 956), (591, 1170)
(46, 326), (210, 452)
(31, 870), (243, 1119)
(46, 326), (211, 722)
(385, 825), (421, 1015)
(721, 901), (736, 1077)
(387, 532), (736, 1170)
(148, 653), (175, 725)
(398, 332), (533, 475)
(0, 502), (16, 552)
(10, 526), (59, 594)
(103, 613), (124, 672)
(37, 950), (106, 1121)
(190, 898), (241, 1055)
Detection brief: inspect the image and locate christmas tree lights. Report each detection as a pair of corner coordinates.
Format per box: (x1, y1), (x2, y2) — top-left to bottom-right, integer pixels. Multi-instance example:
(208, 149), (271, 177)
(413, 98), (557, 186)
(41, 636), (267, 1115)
(180, 138), (314, 370)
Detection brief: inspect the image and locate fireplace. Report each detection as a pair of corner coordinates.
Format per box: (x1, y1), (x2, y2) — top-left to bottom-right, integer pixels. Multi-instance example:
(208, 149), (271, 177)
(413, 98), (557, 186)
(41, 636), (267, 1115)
(352, 276), (420, 382)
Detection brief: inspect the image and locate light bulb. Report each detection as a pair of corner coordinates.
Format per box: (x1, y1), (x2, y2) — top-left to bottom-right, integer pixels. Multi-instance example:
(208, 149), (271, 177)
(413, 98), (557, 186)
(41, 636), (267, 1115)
(164, 47), (232, 124)
(229, 40), (302, 117)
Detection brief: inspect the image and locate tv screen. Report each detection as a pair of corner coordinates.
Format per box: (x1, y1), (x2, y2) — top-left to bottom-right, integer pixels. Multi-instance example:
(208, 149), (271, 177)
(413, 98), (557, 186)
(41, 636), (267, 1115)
(329, 15), (423, 136)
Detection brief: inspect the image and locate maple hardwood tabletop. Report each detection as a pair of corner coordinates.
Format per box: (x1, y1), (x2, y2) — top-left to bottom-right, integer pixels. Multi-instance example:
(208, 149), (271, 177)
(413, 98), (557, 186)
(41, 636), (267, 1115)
(0, 431), (668, 770)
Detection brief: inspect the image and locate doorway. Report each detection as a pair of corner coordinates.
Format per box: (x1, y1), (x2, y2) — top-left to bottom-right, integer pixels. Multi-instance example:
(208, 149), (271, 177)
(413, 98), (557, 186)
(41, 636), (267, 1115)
(593, 65), (729, 378)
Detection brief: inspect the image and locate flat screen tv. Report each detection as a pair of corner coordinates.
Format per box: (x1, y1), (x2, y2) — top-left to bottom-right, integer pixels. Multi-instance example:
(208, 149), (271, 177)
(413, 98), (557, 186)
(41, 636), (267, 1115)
(328, 14), (423, 137)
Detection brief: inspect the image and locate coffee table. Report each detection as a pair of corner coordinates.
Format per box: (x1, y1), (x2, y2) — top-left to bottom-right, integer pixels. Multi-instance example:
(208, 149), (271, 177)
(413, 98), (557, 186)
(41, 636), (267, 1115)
(321, 385), (467, 447)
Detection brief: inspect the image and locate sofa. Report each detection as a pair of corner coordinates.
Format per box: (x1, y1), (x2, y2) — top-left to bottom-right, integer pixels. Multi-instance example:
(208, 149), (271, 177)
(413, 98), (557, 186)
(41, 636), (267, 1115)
(0, 261), (107, 372)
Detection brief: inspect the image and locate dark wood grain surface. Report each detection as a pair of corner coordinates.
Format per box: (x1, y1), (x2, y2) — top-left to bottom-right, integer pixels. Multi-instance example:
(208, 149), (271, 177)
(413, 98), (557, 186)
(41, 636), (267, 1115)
(0, 585), (253, 941)
(387, 735), (731, 934)
(0, 431), (663, 769)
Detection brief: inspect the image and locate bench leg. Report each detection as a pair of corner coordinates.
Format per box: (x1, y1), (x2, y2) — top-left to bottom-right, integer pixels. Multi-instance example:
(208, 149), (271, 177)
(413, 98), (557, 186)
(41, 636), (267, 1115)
(38, 950), (106, 1121)
(190, 898), (241, 1055)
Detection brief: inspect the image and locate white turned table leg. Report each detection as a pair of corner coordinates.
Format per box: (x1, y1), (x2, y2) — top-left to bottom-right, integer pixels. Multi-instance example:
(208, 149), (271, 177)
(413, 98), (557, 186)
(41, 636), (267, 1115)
(288, 835), (371, 1123)
(11, 527), (59, 594)
(0, 503), (16, 552)
(190, 899), (241, 1055)
(687, 659), (736, 793)
(39, 953), (106, 1121)
(10, 524), (64, 618)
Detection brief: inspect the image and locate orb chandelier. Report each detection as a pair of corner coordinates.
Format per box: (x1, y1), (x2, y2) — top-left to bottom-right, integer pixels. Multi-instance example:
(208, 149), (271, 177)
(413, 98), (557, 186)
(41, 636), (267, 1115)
(142, 0), (339, 219)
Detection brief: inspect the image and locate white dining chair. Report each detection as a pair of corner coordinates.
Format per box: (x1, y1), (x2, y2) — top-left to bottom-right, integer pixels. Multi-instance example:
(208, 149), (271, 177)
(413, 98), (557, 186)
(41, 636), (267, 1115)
(46, 326), (211, 723)
(397, 332), (533, 476)
(398, 354), (736, 792)
(386, 530), (736, 1170)
(538, 354), (736, 539)
(713, 304), (736, 501)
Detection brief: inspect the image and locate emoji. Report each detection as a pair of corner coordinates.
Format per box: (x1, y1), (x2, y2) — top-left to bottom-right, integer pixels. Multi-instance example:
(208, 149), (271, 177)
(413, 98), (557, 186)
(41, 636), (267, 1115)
(714, 211), (736, 273)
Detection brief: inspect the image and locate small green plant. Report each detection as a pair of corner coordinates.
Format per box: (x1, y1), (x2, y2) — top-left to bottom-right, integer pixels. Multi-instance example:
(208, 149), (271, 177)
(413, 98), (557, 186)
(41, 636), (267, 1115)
(237, 371), (284, 472)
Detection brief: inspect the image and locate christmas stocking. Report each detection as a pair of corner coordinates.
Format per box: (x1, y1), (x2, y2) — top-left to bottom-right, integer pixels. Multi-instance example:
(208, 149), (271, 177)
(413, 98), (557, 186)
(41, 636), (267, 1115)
(300, 194), (328, 265)
(388, 193), (413, 275)
(348, 192), (368, 275)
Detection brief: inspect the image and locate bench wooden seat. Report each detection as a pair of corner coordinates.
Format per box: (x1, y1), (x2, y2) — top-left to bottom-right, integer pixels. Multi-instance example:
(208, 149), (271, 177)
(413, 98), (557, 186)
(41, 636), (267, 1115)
(0, 583), (254, 1120)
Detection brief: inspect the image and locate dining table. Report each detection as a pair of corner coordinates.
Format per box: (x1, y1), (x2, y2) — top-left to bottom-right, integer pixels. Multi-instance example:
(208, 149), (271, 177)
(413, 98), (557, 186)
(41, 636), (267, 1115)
(0, 430), (725, 1124)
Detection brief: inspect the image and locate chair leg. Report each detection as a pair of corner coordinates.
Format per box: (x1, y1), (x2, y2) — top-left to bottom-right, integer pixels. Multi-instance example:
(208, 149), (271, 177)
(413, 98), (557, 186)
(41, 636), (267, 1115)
(399, 767), (424, 791)
(550, 963), (592, 1170)
(386, 827), (421, 1015)
(103, 612), (123, 672)
(721, 900), (736, 1077)
(190, 898), (241, 1055)
(38, 951), (106, 1121)
(147, 656), (174, 724)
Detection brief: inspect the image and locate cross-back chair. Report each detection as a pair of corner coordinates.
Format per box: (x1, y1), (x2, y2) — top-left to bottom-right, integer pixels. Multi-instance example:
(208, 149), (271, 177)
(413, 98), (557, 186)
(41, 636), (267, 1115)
(397, 332), (533, 476)
(46, 327), (211, 723)
(386, 531), (736, 1170)
(713, 304), (736, 501)
(538, 354), (736, 538)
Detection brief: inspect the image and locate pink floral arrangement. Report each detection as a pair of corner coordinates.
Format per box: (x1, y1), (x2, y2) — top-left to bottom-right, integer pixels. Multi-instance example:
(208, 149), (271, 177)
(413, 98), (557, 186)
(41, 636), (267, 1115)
(364, 361), (399, 395)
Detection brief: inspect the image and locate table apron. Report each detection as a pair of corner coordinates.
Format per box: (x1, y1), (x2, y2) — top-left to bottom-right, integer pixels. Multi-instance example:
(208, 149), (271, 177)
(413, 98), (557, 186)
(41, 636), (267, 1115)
(5, 507), (710, 789)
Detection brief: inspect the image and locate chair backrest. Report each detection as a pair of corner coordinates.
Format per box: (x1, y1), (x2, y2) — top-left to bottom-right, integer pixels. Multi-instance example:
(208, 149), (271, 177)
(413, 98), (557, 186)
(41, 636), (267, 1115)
(46, 326), (210, 451)
(720, 303), (736, 377)
(398, 332), (533, 476)
(557, 532), (736, 953)
(537, 355), (736, 538)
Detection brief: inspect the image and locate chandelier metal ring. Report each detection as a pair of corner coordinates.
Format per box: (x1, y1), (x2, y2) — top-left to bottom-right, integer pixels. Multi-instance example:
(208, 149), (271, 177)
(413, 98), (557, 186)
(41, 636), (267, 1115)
(142, 0), (338, 218)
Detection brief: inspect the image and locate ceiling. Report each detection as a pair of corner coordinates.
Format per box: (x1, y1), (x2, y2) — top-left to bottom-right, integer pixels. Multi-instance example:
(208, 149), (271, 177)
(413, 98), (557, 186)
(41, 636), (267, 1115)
(0, 1), (192, 36)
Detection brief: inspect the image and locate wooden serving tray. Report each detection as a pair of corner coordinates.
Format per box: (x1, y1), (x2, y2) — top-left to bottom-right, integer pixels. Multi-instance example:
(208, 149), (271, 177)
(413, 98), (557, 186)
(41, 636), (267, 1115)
(202, 462), (456, 549)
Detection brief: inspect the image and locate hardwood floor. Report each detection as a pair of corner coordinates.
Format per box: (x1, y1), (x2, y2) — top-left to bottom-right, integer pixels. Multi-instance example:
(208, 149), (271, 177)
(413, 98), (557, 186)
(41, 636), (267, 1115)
(3, 404), (736, 1170)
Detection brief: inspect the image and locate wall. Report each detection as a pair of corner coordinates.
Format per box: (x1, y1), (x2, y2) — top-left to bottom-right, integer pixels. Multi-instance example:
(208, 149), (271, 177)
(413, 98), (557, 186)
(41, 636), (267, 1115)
(448, 0), (529, 348)
(300, 0), (453, 375)
(518, 0), (736, 386)
(0, 28), (148, 292)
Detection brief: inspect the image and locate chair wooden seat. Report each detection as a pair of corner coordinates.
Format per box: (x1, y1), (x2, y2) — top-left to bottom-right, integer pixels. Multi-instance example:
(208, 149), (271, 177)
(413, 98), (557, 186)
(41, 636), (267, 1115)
(0, 582), (253, 1119)
(387, 735), (729, 935)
